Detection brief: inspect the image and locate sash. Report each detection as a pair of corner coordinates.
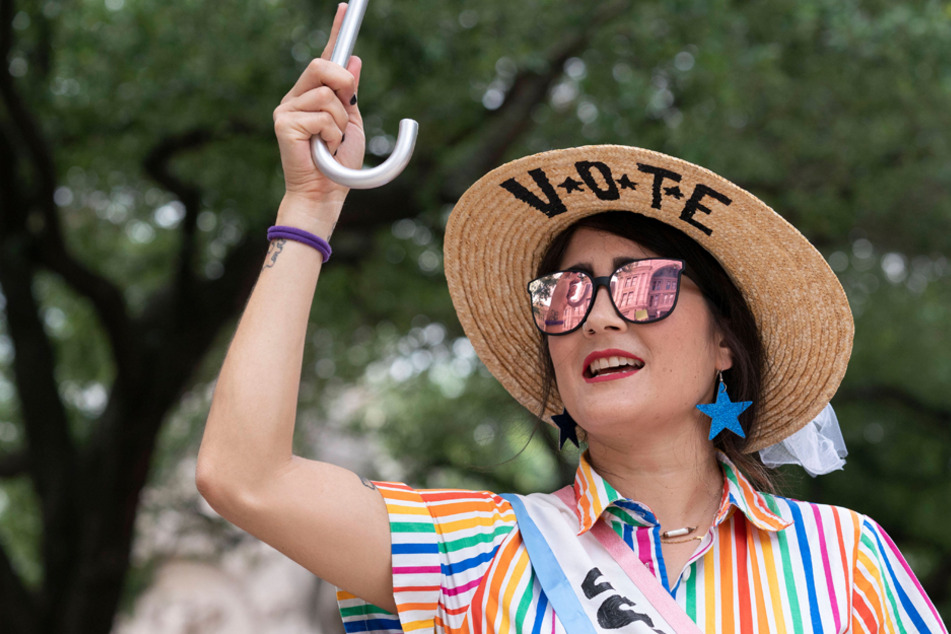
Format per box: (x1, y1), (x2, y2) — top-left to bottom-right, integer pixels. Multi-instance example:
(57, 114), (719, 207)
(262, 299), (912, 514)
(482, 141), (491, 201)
(501, 488), (702, 634)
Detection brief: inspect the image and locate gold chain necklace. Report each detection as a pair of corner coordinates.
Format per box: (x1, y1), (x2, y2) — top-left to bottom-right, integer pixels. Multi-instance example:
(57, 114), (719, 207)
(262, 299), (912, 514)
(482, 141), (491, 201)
(659, 488), (721, 544)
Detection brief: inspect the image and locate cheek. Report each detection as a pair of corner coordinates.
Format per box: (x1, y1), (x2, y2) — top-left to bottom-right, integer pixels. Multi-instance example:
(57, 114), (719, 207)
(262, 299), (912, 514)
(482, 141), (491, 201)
(547, 338), (573, 385)
(660, 304), (721, 378)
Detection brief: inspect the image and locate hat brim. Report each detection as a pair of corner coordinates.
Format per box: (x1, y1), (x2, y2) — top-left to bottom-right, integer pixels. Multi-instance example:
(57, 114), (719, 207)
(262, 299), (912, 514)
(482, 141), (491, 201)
(444, 145), (853, 452)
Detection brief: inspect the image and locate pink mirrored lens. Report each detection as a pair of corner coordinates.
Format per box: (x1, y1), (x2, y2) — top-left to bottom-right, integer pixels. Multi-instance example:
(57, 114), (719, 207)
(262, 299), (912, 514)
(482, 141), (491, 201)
(529, 272), (592, 334)
(529, 259), (684, 334)
(612, 260), (683, 323)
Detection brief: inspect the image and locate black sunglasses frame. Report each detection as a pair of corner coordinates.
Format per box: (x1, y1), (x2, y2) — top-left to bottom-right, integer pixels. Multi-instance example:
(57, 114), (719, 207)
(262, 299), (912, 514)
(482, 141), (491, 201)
(527, 258), (687, 336)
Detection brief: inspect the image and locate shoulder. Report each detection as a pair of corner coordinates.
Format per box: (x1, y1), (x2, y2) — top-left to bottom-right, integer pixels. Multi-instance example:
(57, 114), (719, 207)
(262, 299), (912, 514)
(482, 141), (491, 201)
(759, 494), (905, 552)
(846, 513), (946, 631)
(761, 493), (866, 532)
(373, 481), (518, 542)
(376, 481), (515, 518)
(366, 483), (524, 631)
(758, 493), (906, 572)
(755, 494), (868, 563)
(760, 495), (946, 631)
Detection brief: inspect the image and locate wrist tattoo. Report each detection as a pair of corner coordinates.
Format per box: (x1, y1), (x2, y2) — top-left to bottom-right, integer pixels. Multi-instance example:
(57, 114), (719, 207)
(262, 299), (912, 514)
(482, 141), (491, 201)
(359, 475), (377, 491)
(264, 239), (286, 269)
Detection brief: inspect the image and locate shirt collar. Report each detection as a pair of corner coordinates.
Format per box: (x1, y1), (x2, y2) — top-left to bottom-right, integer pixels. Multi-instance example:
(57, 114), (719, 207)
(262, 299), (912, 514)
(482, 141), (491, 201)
(570, 451), (792, 535)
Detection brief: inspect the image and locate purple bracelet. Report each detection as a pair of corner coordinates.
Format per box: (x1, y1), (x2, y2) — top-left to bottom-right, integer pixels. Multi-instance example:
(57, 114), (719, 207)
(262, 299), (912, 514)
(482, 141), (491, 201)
(267, 225), (332, 262)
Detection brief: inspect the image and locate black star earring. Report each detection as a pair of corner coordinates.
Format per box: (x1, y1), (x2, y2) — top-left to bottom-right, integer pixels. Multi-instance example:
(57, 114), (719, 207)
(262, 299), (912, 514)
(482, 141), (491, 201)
(551, 409), (580, 449)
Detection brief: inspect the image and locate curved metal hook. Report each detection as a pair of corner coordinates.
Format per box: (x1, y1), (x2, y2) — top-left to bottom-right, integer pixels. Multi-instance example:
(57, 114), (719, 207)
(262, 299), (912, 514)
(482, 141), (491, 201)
(311, 0), (418, 189)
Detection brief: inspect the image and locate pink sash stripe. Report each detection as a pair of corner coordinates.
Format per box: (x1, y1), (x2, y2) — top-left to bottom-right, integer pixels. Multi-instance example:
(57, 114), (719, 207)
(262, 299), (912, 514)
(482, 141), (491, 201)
(554, 488), (703, 634)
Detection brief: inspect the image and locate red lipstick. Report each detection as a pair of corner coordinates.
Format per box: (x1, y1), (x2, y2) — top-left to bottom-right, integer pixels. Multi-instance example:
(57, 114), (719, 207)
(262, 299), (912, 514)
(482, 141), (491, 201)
(582, 349), (644, 383)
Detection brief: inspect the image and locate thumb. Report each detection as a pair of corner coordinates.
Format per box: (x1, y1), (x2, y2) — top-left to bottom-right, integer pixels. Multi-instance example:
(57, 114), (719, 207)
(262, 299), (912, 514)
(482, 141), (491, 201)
(344, 55), (363, 128)
(346, 55), (363, 111)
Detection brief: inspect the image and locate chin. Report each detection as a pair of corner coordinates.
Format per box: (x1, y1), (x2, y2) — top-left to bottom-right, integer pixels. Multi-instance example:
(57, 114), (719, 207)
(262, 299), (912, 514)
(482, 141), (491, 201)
(579, 405), (702, 443)
(575, 406), (649, 435)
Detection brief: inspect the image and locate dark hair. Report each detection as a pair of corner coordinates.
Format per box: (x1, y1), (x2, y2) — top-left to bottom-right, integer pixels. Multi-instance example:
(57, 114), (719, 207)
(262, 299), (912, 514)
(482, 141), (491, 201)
(535, 211), (775, 492)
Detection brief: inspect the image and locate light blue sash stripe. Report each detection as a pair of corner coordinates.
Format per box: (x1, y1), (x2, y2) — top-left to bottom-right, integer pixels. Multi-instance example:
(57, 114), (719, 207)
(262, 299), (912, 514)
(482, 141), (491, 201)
(501, 494), (598, 634)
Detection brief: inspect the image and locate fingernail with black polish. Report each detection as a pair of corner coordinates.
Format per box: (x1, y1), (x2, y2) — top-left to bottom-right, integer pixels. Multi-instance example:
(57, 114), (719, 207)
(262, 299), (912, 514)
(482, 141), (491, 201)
(341, 134), (346, 144)
(350, 94), (358, 105)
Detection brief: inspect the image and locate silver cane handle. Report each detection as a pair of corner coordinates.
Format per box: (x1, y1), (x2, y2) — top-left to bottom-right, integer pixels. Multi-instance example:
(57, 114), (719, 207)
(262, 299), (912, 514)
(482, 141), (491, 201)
(311, 0), (418, 189)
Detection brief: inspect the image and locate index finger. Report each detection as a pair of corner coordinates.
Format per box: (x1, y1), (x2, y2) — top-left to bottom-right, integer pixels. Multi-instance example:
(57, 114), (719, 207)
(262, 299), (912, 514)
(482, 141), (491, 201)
(283, 57), (357, 102)
(320, 3), (349, 62)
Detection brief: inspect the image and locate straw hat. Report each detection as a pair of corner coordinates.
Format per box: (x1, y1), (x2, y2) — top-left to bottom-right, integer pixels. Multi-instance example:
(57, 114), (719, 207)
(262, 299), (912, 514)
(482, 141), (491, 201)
(443, 145), (853, 452)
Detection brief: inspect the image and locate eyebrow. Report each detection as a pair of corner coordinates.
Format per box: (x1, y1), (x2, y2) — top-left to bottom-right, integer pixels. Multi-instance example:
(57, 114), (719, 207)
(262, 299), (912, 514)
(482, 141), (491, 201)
(562, 256), (641, 274)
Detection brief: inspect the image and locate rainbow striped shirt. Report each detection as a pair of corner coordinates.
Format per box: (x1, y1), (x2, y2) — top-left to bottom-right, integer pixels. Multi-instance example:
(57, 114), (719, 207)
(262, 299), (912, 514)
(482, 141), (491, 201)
(337, 453), (946, 633)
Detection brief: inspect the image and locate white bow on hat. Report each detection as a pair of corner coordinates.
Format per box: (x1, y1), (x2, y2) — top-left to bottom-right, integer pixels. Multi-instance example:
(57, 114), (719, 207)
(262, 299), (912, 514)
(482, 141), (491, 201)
(759, 404), (848, 476)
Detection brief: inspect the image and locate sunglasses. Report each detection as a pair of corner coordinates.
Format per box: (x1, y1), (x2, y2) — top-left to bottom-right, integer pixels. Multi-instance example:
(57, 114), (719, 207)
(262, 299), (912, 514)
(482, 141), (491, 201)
(527, 258), (687, 335)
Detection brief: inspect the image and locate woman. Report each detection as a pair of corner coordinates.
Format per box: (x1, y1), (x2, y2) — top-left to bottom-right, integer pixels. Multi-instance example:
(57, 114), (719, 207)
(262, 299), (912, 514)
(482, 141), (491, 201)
(196, 5), (946, 632)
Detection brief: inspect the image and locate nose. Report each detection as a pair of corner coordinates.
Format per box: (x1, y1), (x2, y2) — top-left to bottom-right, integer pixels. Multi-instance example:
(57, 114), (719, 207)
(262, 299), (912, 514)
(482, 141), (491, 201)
(582, 285), (627, 335)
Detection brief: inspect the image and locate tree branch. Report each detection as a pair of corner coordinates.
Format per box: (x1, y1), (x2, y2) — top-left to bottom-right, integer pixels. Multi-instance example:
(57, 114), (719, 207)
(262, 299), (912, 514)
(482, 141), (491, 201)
(0, 0), (12, 60)
(0, 245), (80, 624)
(0, 91), (24, 237)
(143, 128), (210, 296)
(0, 539), (37, 634)
(142, 121), (256, 303)
(0, 7), (56, 237)
(442, 0), (633, 196)
(0, 1), (77, 520)
(0, 8), (88, 612)
(38, 247), (137, 376)
(0, 0), (136, 381)
(0, 450), (29, 478)
(63, 235), (265, 632)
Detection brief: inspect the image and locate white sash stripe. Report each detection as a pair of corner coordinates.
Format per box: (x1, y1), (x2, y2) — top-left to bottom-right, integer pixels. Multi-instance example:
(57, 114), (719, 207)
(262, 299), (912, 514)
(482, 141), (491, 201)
(513, 490), (703, 634)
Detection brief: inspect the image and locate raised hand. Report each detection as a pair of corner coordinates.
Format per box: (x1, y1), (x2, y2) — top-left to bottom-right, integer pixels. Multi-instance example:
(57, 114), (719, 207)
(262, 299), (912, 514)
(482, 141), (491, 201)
(273, 4), (365, 230)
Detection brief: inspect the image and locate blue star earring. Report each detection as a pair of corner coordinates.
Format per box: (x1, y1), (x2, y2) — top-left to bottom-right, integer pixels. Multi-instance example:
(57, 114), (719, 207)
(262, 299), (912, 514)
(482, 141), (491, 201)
(551, 408), (580, 449)
(696, 371), (751, 440)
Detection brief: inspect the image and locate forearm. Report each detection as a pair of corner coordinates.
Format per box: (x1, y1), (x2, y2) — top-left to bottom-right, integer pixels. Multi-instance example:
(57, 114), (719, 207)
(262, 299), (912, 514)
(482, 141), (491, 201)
(196, 8), (395, 607)
(197, 197), (341, 498)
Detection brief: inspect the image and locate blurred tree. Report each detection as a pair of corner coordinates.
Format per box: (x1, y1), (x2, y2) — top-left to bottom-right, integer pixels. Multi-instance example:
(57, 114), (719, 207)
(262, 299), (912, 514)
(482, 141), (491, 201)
(0, 0), (949, 632)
